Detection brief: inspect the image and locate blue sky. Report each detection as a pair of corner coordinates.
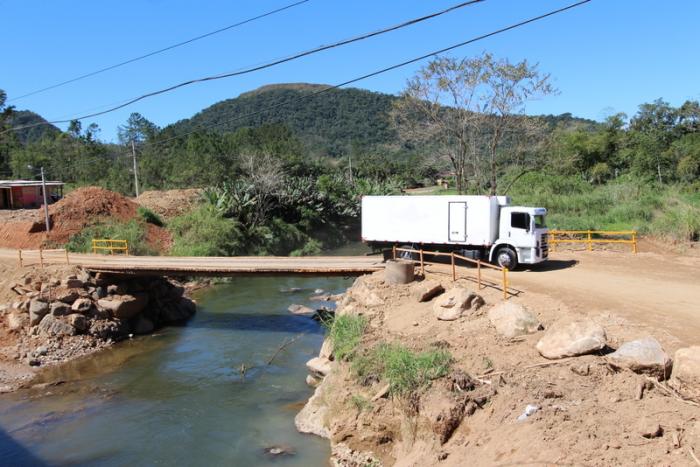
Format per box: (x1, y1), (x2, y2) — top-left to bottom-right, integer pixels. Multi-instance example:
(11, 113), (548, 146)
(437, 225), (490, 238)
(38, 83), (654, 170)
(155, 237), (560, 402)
(2, 0), (699, 142)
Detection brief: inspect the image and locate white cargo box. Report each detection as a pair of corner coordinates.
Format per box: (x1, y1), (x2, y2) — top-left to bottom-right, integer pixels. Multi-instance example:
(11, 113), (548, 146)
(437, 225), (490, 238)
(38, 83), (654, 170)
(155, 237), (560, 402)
(361, 195), (509, 247)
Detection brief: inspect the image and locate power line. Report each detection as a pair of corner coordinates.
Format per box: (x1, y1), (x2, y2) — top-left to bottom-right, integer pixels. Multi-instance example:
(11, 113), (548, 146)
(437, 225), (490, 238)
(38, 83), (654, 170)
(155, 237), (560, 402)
(3, 0), (486, 134)
(140, 0), (592, 151)
(7, 0), (311, 103)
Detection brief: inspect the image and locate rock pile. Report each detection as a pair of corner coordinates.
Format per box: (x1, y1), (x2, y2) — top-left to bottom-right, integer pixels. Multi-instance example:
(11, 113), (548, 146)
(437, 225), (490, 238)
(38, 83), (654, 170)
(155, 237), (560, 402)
(1, 268), (196, 367)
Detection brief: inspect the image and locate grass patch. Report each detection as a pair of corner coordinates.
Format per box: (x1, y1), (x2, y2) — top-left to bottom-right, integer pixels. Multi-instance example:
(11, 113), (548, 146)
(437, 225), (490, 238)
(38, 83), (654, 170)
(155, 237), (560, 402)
(328, 315), (367, 361)
(65, 220), (155, 255)
(353, 343), (452, 397)
(137, 206), (164, 227)
(349, 394), (372, 412)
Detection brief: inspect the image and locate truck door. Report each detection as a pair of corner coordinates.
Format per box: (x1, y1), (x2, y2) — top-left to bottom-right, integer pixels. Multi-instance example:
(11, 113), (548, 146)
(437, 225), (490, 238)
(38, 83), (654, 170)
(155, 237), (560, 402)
(448, 202), (467, 242)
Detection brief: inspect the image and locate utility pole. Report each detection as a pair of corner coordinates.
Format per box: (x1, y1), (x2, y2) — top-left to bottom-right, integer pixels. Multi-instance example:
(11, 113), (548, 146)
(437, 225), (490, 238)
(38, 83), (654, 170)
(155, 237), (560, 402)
(40, 167), (50, 233)
(131, 139), (140, 197)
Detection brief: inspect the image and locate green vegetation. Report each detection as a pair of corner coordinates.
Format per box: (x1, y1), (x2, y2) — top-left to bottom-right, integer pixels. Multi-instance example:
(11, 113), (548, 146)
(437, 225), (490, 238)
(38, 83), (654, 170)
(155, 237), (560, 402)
(349, 394), (373, 412)
(168, 205), (244, 257)
(353, 343), (452, 397)
(137, 206), (164, 227)
(65, 220), (155, 256)
(328, 315), (367, 361)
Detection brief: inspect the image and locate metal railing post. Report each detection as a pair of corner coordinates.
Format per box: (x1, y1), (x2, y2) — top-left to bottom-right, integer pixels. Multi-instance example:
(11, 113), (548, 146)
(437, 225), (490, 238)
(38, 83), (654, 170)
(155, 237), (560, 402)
(419, 249), (425, 276)
(392, 245), (396, 260)
(451, 252), (456, 281)
(587, 230), (592, 251)
(65, 249), (70, 264)
(632, 232), (637, 254)
(39, 247), (44, 268)
(18, 249), (22, 268)
(502, 267), (508, 300)
(477, 259), (482, 289)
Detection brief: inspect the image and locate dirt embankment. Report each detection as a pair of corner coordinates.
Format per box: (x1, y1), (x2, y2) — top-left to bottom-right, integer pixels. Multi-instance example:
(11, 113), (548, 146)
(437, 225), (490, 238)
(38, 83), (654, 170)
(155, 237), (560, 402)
(296, 267), (700, 466)
(136, 188), (202, 220)
(0, 187), (171, 252)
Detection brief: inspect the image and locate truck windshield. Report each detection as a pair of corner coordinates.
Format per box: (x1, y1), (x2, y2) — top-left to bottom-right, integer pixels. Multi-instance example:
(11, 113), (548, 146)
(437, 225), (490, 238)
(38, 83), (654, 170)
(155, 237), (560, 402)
(534, 214), (546, 228)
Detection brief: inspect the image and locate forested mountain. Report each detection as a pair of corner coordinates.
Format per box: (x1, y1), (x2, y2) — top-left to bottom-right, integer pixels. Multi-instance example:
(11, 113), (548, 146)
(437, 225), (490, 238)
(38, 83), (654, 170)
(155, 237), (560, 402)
(167, 83), (596, 157)
(8, 110), (61, 144)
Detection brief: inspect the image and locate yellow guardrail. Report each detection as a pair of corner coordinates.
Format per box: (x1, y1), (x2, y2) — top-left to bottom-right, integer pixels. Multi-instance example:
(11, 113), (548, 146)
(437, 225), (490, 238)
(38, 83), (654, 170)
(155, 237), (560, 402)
(548, 230), (637, 253)
(392, 246), (511, 300)
(92, 239), (129, 255)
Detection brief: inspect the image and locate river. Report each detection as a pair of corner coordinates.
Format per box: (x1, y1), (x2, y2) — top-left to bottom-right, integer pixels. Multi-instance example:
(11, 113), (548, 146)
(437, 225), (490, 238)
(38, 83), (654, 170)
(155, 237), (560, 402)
(0, 274), (356, 466)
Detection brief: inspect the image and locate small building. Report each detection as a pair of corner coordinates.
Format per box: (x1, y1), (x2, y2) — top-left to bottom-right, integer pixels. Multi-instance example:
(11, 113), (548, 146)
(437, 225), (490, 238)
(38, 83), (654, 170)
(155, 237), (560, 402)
(0, 180), (64, 209)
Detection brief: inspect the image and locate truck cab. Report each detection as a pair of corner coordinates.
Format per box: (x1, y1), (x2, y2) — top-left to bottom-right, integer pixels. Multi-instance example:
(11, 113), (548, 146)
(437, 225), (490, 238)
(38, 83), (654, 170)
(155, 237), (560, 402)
(490, 206), (549, 269)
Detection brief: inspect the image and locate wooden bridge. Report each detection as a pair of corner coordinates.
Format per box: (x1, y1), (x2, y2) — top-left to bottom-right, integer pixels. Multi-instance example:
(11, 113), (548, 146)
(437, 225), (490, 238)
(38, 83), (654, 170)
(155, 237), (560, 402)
(3, 248), (385, 276)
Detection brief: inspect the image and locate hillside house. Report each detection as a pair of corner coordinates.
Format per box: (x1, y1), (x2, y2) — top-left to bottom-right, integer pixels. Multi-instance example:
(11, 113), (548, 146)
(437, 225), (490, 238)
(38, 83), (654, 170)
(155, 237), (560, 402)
(0, 180), (64, 209)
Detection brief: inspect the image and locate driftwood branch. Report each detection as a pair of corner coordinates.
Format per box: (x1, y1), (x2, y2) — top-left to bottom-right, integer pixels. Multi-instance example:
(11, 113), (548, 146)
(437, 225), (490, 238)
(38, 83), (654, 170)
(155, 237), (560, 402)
(267, 333), (305, 365)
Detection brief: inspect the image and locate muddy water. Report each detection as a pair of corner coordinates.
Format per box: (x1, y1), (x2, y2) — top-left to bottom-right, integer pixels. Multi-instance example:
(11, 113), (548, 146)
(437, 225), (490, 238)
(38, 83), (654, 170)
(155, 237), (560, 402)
(0, 275), (355, 466)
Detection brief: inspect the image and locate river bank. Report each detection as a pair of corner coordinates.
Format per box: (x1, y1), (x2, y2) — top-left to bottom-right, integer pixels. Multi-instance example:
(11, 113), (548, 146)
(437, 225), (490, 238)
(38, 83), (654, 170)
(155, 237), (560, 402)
(0, 262), (196, 392)
(296, 268), (700, 466)
(0, 275), (352, 465)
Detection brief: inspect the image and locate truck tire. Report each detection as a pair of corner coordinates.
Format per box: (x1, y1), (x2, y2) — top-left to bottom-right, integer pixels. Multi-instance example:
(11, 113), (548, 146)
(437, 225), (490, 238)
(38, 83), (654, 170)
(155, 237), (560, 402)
(495, 247), (518, 270)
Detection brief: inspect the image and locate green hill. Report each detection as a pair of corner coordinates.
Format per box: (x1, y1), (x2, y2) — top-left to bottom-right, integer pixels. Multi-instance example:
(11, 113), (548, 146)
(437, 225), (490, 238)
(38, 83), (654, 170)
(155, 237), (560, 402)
(9, 110), (61, 144)
(167, 83), (597, 157)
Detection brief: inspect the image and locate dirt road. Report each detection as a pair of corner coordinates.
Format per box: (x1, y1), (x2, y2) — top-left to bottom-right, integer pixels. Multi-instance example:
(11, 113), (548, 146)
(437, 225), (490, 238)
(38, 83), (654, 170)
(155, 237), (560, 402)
(510, 249), (700, 345)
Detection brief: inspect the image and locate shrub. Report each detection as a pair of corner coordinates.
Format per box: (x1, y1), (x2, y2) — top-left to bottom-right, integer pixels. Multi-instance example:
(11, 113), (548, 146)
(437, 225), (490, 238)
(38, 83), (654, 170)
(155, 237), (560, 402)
(66, 220), (155, 256)
(352, 343), (452, 396)
(328, 315), (367, 361)
(137, 206), (164, 227)
(168, 205), (244, 256)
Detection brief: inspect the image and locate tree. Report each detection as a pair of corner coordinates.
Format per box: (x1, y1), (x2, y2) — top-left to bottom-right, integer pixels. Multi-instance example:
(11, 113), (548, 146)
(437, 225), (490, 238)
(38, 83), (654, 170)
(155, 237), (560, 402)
(0, 89), (18, 175)
(391, 53), (555, 194)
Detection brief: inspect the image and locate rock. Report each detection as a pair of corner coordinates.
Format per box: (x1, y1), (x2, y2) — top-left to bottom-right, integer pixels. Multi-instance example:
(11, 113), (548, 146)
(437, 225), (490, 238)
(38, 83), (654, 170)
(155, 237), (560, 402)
(295, 385), (330, 438)
(371, 383), (391, 401)
(37, 315), (75, 337)
(7, 310), (28, 330)
(132, 315), (154, 334)
(94, 287), (107, 299)
(160, 299), (196, 323)
(638, 417), (663, 438)
(288, 304), (316, 316)
(77, 269), (91, 284)
(34, 346), (48, 356)
(71, 298), (93, 313)
(55, 288), (80, 304)
(89, 319), (129, 340)
(669, 346), (700, 401)
(488, 302), (541, 338)
(413, 280), (445, 302)
(28, 299), (49, 326)
(536, 319), (607, 359)
(63, 278), (84, 289)
(107, 284), (127, 295)
(607, 336), (673, 379)
(50, 302), (72, 316)
(98, 294), (148, 320)
(314, 289), (325, 294)
(319, 338), (334, 360)
(306, 374), (322, 387)
(309, 294), (332, 302)
(306, 357), (332, 378)
(432, 288), (479, 321)
(263, 445), (296, 457)
(67, 313), (88, 333)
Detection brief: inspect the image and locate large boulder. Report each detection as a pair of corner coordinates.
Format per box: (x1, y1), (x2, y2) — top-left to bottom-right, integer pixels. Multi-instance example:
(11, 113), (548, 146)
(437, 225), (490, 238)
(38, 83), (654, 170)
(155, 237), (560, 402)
(62, 277), (84, 289)
(132, 315), (154, 335)
(37, 315), (75, 337)
(306, 357), (332, 378)
(488, 301), (541, 338)
(55, 288), (80, 304)
(288, 304), (316, 316)
(50, 302), (72, 317)
(607, 336), (673, 379)
(161, 298), (196, 323)
(98, 294), (148, 320)
(413, 280), (445, 302)
(433, 288), (480, 321)
(89, 319), (129, 340)
(669, 346), (700, 401)
(295, 385), (330, 438)
(536, 319), (606, 359)
(67, 313), (88, 333)
(29, 299), (49, 326)
(71, 298), (93, 313)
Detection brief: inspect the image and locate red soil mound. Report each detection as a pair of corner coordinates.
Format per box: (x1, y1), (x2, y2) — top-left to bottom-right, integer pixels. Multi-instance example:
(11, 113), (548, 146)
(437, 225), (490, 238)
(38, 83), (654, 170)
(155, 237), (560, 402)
(0, 187), (171, 251)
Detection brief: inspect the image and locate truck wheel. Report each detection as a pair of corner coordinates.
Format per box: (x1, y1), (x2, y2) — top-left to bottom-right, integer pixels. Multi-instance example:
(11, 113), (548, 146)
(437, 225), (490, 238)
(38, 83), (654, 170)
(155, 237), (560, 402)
(496, 247), (518, 270)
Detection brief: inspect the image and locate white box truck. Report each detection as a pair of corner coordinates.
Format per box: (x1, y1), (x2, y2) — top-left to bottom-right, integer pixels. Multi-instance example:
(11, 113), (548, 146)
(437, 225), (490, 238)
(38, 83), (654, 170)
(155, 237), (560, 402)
(361, 195), (548, 269)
